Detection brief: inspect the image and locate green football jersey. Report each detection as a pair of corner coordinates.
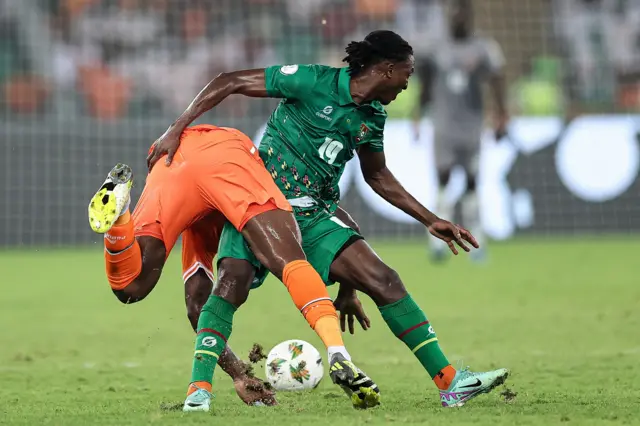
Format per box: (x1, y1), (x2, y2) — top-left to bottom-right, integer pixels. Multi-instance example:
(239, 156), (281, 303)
(261, 64), (387, 212)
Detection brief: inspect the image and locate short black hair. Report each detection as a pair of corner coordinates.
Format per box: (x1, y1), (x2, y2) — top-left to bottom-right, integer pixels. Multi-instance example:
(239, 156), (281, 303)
(343, 30), (413, 76)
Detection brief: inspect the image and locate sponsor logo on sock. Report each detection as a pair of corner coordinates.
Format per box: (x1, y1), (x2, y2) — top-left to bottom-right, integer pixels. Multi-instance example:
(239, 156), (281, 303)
(460, 378), (482, 388)
(201, 337), (217, 348)
(104, 234), (126, 244)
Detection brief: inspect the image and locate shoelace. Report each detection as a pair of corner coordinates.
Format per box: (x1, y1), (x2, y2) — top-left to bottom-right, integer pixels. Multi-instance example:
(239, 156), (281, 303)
(455, 360), (471, 380)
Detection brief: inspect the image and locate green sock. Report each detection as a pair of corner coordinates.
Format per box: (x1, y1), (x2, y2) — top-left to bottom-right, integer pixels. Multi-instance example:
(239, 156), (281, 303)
(190, 295), (236, 385)
(379, 294), (450, 378)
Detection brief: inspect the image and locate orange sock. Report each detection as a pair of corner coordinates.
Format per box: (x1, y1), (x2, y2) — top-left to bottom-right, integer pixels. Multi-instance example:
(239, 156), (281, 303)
(187, 381), (212, 395)
(313, 316), (344, 347)
(433, 364), (456, 390)
(282, 260), (344, 348)
(104, 211), (142, 290)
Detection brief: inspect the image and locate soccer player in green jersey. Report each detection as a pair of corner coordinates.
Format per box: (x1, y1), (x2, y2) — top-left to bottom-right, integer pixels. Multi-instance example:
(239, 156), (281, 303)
(149, 30), (509, 409)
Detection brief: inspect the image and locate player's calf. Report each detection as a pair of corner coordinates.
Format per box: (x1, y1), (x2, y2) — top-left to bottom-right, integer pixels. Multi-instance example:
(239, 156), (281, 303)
(240, 209), (380, 409)
(184, 267), (277, 407)
(110, 236), (165, 303)
(213, 258), (255, 307)
(185, 261), (251, 407)
(330, 239), (509, 405)
(185, 269), (214, 330)
(330, 242), (407, 306)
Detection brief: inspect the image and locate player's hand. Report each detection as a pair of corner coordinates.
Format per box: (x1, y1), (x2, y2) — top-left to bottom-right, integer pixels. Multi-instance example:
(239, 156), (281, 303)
(494, 112), (509, 141)
(146, 127), (183, 171)
(428, 220), (479, 255)
(334, 291), (370, 334)
(233, 375), (277, 406)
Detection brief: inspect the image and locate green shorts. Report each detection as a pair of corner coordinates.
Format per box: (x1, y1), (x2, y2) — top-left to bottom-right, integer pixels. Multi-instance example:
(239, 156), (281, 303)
(217, 208), (362, 288)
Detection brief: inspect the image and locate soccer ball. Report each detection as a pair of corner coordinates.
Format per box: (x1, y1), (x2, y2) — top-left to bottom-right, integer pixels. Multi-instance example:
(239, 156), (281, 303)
(265, 339), (324, 391)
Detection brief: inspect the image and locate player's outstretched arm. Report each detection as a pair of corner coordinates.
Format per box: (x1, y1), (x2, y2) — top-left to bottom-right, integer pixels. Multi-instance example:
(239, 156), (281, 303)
(358, 146), (478, 255)
(147, 69), (268, 169)
(358, 145), (439, 227)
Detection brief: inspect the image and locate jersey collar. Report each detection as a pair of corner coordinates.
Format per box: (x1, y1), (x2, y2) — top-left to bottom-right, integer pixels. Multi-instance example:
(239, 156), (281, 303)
(337, 68), (355, 106)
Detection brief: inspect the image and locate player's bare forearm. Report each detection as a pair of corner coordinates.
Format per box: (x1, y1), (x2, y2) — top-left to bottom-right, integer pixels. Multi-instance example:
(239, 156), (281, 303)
(490, 73), (508, 117)
(358, 147), (439, 227)
(217, 345), (248, 380)
(169, 69), (269, 134)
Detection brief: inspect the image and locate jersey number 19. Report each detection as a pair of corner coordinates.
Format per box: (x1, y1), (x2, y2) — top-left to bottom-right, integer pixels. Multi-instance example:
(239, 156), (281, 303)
(318, 137), (344, 165)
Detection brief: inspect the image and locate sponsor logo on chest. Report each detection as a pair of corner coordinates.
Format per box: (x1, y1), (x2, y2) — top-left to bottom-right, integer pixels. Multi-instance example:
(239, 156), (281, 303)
(316, 105), (334, 121)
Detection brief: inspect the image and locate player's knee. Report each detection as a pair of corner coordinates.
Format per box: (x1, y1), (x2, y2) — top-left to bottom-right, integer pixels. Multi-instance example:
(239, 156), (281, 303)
(109, 237), (166, 304)
(213, 258), (255, 308)
(438, 169), (452, 187)
(242, 211), (305, 279)
(362, 264), (407, 305)
(111, 283), (149, 304)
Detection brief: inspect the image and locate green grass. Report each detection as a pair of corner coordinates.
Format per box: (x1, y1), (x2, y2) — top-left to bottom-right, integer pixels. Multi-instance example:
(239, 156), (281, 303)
(1, 239), (639, 425)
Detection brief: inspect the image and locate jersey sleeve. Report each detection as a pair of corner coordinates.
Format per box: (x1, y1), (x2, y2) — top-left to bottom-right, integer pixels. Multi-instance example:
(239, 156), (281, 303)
(264, 65), (320, 99)
(483, 38), (505, 74)
(356, 111), (386, 152)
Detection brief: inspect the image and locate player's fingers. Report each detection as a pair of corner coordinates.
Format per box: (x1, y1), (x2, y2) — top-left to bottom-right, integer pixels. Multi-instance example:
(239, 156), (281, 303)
(447, 240), (458, 255)
(165, 148), (176, 166)
(459, 227), (480, 248)
(146, 146), (157, 171)
(148, 152), (162, 171)
(359, 313), (370, 331)
(340, 312), (346, 333)
(455, 238), (471, 252)
(447, 225), (471, 252)
(348, 314), (355, 335)
(257, 394), (278, 407)
(451, 226), (462, 242)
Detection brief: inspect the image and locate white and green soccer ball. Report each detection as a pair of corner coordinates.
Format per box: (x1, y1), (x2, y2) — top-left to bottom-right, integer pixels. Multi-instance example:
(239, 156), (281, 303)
(265, 339), (324, 391)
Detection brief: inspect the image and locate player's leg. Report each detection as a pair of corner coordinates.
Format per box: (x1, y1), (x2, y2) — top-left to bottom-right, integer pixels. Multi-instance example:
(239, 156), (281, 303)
(181, 219), (275, 410)
(183, 270), (276, 409)
(431, 137), (456, 262)
(225, 212), (377, 409)
(89, 130), (214, 300)
(181, 213), (223, 330)
(459, 144), (485, 262)
(88, 163), (169, 303)
(193, 129), (378, 408)
(330, 239), (508, 407)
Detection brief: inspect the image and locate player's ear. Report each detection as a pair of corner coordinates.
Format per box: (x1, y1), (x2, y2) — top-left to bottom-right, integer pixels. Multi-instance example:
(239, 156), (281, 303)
(385, 61), (395, 79)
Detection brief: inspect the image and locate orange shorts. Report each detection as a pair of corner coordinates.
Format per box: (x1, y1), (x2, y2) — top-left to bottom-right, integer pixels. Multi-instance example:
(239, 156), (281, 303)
(131, 125), (292, 259)
(181, 212), (225, 283)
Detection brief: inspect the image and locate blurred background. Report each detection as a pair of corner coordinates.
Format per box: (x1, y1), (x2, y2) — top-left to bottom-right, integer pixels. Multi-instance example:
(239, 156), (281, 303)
(1, 3), (640, 423)
(1, 0), (639, 246)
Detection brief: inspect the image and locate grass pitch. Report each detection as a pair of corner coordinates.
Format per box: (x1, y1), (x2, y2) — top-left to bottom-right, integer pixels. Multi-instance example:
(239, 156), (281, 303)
(1, 239), (639, 425)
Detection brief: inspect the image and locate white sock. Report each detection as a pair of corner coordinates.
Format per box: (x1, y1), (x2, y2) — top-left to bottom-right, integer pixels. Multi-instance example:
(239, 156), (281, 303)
(328, 346), (351, 361)
(461, 191), (483, 248)
(430, 188), (453, 252)
(118, 197), (131, 218)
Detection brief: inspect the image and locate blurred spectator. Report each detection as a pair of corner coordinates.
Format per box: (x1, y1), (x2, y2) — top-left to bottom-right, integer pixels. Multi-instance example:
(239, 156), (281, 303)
(510, 56), (564, 116)
(2, 0), (637, 120)
(395, 0), (445, 57)
(552, 0), (640, 111)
